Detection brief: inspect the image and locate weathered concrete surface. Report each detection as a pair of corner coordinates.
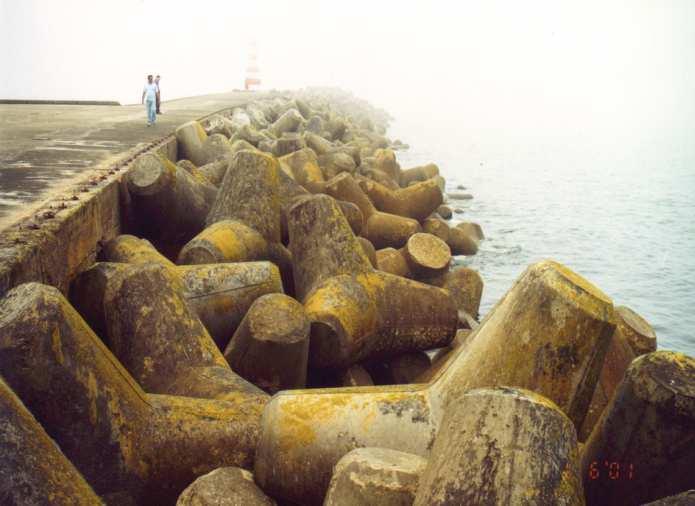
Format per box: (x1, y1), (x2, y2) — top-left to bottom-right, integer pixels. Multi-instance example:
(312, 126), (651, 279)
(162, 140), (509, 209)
(0, 376), (103, 505)
(176, 467), (276, 506)
(0, 92), (270, 299)
(642, 490), (695, 505)
(581, 351), (695, 506)
(253, 260), (612, 505)
(324, 448), (427, 506)
(0, 92), (268, 227)
(0, 282), (267, 503)
(414, 387), (583, 506)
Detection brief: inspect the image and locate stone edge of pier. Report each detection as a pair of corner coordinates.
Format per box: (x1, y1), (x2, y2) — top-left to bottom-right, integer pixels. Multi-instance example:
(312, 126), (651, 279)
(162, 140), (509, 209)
(0, 99), (122, 106)
(0, 105), (234, 298)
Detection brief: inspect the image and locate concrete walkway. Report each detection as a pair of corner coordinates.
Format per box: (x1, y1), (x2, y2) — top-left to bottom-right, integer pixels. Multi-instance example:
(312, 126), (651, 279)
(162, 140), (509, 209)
(0, 91), (267, 229)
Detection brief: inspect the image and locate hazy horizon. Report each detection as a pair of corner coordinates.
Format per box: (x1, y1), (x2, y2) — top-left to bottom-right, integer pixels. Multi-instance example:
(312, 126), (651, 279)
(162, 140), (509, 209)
(2, 1), (694, 144)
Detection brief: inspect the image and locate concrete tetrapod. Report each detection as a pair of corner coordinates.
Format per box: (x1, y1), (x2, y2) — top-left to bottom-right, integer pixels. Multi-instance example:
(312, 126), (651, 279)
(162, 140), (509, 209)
(273, 164), (364, 240)
(358, 177), (444, 221)
(175, 120), (234, 167)
(177, 467), (276, 506)
(126, 152), (215, 244)
(224, 293), (310, 394)
(177, 220), (278, 266)
(324, 448), (427, 506)
(400, 232), (451, 276)
(447, 226), (479, 255)
(274, 133), (307, 157)
(231, 123), (270, 147)
(0, 377), (103, 505)
(278, 147), (325, 193)
(433, 259), (615, 428)
(578, 305), (657, 441)
(175, 120), (208, 165)
(177, 158), (216, 189)
(362, 166), (400, 190)
(269, 108), (304, 137)
(318, 151), (357, 179)
(366, 351), (432, 385)
(0, 283), (267, 504)
(642, 490), (695, 505)
(197, 159), (231, 186)
(422, 215), (450, 241)
(102, 262), (267, 398)
(413, 387), (583, 506)
(323, 172), (421, 249)
(456, 221), (485, 241)
(201, 133), (236, 165)
(205, 150), (282, 239)
(614, 304), (658, 356)
(246, 103), (270, 129)
(304, 131), (334, 156)
(340, 365), (374, 386)
(376, 247), (412, 278)
(287, 193), (457, 368)
(373, 148), (401, 181)
(581, 351), (695, 506)
(254, 259), (614, 504)
(180, 150), (293, 289)
(423, 266), (484, 319)
(435, 204), (452, 219)
(96, 234), (284, 349)
(374, 233), (452, 281)
(357, 236), (377, 267)
(399, 162), (439, 187)
(180, 262), (284, 352)
(100, 233), (176, 267)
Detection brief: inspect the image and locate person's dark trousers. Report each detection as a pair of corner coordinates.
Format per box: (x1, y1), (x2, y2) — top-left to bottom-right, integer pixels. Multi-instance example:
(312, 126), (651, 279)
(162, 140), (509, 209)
(156, 92), (161, 114)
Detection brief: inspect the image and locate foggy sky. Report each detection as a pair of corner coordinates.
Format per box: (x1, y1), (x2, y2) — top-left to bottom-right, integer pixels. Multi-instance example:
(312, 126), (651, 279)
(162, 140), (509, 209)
(1, 0), (694, 142)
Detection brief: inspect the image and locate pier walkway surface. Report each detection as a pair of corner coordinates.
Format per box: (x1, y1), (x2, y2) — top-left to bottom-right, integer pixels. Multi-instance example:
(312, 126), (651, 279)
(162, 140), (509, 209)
(0, 91), (266, 230)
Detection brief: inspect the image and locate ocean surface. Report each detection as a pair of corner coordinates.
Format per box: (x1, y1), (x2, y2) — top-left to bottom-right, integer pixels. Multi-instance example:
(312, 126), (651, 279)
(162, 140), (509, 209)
(389, 120), (695, 356)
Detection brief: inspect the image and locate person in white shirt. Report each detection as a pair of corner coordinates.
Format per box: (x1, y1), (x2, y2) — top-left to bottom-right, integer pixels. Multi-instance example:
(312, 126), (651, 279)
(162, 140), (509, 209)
(141, 75), (157, 126)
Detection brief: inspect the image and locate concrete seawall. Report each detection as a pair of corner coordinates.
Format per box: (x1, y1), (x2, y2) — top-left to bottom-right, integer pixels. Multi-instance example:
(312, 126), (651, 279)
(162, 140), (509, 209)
(0, 92), (272, 296)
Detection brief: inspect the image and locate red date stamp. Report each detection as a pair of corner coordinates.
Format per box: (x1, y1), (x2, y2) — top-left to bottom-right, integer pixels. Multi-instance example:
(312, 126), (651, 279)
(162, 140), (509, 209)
(588, 461), (635, 480)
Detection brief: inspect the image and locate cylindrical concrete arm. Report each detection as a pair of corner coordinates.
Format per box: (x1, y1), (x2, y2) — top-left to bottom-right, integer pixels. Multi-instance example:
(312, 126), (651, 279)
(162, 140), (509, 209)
(0, 282), (267, 503)
(255, 385), (437, 505)
(178, 220), (269, 265)
(305, 271), (457, 369)
(399, 162), (439, 187)
(288, 194), (372, 301)
(432, 259), (616, 429)
(127, 152), (212, 244)
(206, 150), (282, 245)
(414, 387), (583, 506)
(0, 377), (103, 505)
(581, 351), (695, 506)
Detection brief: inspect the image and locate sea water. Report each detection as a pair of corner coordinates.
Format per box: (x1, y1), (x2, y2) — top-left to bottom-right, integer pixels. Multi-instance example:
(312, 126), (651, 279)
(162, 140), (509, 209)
(389, 121), (695, 355)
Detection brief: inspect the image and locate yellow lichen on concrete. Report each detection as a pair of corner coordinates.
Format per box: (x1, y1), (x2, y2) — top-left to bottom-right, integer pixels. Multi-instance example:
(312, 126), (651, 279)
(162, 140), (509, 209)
(102, 234), (177, 271)
(178, 220), (268, 264)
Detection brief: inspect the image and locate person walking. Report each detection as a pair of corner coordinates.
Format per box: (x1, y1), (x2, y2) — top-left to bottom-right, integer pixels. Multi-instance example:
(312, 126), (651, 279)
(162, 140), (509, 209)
(155, 75), (162, 114)
(141, 75), (157, 126)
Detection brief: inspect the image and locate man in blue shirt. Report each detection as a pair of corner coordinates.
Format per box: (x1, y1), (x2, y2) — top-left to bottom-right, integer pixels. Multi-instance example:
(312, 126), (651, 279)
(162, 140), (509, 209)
(141, 75), (157, 126)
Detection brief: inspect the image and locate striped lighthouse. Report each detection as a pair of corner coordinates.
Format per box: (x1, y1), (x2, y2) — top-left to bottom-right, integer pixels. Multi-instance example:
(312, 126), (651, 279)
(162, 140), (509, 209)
(244, 41), (261, 91)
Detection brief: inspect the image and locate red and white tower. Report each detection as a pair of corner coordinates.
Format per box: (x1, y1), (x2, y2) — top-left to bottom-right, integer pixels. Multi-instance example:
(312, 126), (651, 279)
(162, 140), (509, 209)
(244, 41), (261, 91)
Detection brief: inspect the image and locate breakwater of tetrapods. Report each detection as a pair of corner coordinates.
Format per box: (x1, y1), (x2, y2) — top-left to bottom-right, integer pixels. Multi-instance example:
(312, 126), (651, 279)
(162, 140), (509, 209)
(1, 89), (693, 505)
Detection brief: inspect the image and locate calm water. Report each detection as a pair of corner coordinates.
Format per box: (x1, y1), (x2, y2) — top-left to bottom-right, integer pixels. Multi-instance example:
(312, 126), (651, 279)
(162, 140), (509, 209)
(389, 121), (695, 356)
